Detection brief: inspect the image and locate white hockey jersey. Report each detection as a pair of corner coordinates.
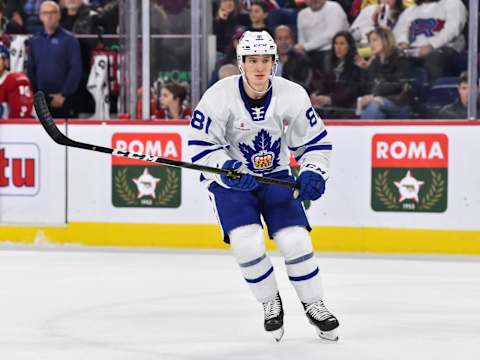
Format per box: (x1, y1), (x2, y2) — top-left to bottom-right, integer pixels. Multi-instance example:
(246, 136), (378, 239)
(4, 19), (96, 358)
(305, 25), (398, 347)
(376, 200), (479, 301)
(393, 0), (467, 51)
(87, 54), (110, 120)
(9, 35), (28, 73)
(188, 75), (332, 185)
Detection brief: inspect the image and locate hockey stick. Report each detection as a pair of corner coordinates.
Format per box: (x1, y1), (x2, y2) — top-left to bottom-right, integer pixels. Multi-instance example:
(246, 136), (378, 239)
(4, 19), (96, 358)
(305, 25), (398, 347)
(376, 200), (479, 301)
(33, 91), (299, 190)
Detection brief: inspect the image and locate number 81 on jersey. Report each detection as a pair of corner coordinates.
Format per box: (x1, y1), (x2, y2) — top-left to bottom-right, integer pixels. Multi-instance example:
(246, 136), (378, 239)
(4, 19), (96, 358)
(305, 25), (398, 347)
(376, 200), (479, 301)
(191, 110), (212, 134)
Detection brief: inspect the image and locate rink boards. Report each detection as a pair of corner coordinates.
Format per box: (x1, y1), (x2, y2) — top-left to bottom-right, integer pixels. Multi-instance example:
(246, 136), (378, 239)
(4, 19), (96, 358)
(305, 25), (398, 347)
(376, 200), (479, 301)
(0, 119), (479, 254)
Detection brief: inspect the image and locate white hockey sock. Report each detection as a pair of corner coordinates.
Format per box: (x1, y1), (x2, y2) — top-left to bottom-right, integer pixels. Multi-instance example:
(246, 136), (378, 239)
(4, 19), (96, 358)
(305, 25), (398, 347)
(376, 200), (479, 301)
(285, 251), (323, 303)
(230, 224), (278, 303)
(274, 226), (323, 303)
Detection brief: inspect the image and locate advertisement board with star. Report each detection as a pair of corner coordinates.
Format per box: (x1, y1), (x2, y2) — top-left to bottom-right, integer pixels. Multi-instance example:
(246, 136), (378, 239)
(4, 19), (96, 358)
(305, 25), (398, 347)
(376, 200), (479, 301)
(4, 120), (476, 253)
(111, 133), (182, 208)
(371, 134), (448, 213)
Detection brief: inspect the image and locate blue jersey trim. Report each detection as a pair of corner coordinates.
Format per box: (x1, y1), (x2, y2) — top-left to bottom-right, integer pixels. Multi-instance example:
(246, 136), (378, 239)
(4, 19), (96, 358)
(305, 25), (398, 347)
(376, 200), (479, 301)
(245, 266), (274, 283)
(289, 130), (328, 151)
(188, 140), (216, 146)
(191, 146), (225, 163)
(288, 267), (319, 282)
(238, 77), (272, 122)
(295, 145), (333, 162)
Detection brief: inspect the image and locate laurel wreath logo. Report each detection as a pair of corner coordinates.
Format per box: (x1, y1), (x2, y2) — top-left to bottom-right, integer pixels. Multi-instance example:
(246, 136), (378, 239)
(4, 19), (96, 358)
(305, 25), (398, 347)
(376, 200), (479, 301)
(419, 170), (445, 210)
(374, 170), (400, 210)
(114, 168), (136, 205)
(114, 167), (180, 206)
(155, 168), (180, 205)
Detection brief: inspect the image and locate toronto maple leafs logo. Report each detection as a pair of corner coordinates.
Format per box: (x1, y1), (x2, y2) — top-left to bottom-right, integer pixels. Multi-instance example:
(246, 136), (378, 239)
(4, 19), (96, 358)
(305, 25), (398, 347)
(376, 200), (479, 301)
(238, 129), (281, 173)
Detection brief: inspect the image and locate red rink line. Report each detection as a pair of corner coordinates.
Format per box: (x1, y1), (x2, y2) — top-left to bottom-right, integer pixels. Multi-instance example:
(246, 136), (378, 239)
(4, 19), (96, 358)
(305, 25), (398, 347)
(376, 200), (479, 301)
(1, 118), (480, 126)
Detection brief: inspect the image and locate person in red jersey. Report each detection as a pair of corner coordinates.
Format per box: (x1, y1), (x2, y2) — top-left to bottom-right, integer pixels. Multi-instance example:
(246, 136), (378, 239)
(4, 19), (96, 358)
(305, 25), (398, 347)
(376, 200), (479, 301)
(0, 44), (33, 119)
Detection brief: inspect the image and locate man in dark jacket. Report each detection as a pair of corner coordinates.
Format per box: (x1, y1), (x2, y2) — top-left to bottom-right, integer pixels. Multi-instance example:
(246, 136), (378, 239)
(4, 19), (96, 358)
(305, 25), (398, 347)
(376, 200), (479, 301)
(27, 1), (82, 118)
(61, 0), (99, 34)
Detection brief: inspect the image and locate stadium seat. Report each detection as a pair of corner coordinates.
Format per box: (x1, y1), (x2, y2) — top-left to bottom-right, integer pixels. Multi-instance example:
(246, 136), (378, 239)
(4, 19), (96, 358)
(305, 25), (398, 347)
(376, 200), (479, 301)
(420, 77), (459, 118)
(424, 77), (459, 106)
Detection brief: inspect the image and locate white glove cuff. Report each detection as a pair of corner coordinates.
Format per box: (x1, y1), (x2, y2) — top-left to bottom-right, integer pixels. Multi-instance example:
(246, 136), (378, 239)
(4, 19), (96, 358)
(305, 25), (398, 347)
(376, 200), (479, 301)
(299, 162), (328, 181)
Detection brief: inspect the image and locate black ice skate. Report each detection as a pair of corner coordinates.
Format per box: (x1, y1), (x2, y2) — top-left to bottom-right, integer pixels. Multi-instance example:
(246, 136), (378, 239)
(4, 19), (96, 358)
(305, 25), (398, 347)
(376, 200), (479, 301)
(302, 299), (339, 341)
(262, 292), (284, 342)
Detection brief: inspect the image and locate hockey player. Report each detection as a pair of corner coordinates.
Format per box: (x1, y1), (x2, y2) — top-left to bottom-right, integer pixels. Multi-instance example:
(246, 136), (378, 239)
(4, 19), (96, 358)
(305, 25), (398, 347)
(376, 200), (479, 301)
(0, 44), (33, 119)
(188, 30), (339, 342)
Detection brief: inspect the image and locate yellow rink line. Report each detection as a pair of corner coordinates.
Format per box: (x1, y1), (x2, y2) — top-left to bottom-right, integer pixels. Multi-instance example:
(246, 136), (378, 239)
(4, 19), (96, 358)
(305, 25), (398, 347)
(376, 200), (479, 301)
(1, 223), (480, 255)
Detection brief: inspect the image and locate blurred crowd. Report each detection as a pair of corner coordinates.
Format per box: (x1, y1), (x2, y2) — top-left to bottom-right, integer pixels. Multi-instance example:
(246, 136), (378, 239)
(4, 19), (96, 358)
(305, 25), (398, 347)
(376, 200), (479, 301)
(0, 0), (478, 120)
(212, 0), (478, 119)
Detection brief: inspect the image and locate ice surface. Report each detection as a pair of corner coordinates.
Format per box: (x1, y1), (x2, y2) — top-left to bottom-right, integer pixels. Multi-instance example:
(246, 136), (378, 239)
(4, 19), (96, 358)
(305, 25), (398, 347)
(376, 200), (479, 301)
(1, 247), (479, 360)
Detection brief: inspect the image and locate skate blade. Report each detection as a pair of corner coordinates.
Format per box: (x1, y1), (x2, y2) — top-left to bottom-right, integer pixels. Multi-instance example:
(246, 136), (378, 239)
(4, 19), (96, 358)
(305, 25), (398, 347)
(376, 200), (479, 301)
(315, 328), (338, 342)
(270, 327), (284, 342)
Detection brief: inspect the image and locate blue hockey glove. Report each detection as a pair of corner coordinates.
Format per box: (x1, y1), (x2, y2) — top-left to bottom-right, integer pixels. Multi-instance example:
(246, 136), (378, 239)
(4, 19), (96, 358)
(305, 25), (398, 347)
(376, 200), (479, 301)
(220, 160), (258, 191)
(296, 170), (326, 201)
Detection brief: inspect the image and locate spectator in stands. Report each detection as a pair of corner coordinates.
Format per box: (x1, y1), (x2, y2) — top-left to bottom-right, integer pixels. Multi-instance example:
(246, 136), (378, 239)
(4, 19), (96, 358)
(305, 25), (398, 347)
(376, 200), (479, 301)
(89, 0), (111, 9)
(275, 24), (295, 75)
(60, 0), (99, 34)
(309, 30), (364, 118)
(219, 63), (240, 79)
(214, 0), (249, 55)
(359, 27), (412, 119)
(265, 0), (298, 34)
(0, 1), (8, 33)
(248, 0), (269, 32)
(0, 43), (33, 118)
(22, 0), (45, 34)
(438, 72), (480, 119)
(27, 1), (82, 118)
(350, 0), (406, 46)
(274, 24), (312, 90)
(1, 0), (26, 34)
(95, 0), (119, 34)
(393, 0), (468, 81)
(154, 82), (192, 120)
(60, 0), (100, 116)
(295, 0), (349, 74)
(210, 26), (245, 84)
(239, 0), (282, 11)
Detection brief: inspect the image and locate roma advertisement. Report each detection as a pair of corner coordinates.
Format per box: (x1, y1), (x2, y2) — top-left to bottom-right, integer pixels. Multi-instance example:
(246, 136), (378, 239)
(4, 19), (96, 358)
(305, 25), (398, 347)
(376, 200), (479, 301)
(371, 134), (448, 213)
(111, 133), (182, 208)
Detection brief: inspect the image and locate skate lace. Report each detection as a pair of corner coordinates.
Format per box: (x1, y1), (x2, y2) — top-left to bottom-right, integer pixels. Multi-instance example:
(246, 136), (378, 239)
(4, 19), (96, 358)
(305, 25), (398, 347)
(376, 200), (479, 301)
(263, 294), (282, 320)
(304, 300), (333, 322)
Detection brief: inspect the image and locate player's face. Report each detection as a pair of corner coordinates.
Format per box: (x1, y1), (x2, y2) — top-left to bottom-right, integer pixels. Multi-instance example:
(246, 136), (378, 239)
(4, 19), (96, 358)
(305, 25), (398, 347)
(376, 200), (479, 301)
(369, 33), (384, 56)
(243, 55), (273, 89)
(334, 35), (349, 60)
(160, 88), (174, 108)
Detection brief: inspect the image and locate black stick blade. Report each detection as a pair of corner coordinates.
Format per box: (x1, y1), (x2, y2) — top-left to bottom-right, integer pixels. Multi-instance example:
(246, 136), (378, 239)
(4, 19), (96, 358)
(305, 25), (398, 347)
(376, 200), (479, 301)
(33, 91), (70, 146)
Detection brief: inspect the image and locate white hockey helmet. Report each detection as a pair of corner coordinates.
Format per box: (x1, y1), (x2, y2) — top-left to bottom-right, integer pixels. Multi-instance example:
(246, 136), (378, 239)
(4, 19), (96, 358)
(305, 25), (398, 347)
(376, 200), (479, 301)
(236, 30), (279, 77)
